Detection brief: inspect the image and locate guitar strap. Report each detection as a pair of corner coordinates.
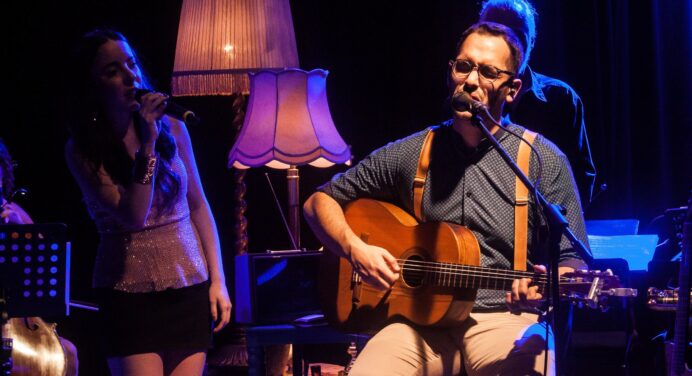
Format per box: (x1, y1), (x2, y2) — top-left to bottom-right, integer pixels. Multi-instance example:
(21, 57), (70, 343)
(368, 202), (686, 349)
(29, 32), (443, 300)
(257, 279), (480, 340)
(413, 129), (435, 222)
(413, 127), (537, 271)
(513, 129), (537, 271)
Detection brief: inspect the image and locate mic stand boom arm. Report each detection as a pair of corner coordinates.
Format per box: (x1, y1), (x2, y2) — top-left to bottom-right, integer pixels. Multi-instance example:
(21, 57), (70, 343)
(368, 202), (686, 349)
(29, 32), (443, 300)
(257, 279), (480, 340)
(470, 114), (592, 263)
(470, 113), (593, 373)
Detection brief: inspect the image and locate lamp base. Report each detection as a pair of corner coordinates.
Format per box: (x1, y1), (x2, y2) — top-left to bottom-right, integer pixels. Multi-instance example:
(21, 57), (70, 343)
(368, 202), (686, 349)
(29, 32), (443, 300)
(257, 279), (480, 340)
(287, 166), (300, 249)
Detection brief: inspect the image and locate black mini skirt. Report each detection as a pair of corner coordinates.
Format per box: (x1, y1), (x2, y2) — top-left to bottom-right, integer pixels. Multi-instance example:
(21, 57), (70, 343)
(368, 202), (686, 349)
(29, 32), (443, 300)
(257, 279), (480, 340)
(96, 280), (212, 357)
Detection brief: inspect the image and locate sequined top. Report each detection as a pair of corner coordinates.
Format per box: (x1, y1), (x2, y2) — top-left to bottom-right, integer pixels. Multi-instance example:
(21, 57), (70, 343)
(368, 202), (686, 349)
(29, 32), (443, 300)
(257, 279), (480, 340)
(86, 149), (209, 292)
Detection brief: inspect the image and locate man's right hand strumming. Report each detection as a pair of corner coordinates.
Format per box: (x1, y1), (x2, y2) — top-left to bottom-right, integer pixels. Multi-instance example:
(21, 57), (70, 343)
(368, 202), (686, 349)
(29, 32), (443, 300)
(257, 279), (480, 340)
(348, 240), (401, 291)
(304, 191), (401, 291)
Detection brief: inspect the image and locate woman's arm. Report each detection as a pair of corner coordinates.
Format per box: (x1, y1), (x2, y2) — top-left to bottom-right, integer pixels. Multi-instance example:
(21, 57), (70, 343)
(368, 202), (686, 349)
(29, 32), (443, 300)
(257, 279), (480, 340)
(64, 138), (157, 228)
(171, 117), (231, 332)
(1, 199), (34, 224)
(63, 92), (168, 228)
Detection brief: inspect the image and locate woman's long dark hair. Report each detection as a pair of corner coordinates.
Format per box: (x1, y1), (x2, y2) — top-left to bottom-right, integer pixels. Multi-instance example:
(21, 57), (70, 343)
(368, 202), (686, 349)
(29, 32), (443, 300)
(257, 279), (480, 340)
(66, 29), (180, 215)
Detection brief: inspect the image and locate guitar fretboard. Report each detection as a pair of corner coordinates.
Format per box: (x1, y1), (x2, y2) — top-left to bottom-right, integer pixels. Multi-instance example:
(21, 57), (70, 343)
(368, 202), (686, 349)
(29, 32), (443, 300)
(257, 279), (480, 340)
(398, 258), (561, 291)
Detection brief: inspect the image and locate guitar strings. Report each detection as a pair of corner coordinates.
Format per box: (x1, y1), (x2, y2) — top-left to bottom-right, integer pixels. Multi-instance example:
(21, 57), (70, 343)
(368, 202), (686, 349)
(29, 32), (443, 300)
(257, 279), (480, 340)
(397, 270), (553, 285)
(394, 258), (541, 278)
(393, 258), (567, 284)
(394, 257), (554, 278)
(395, 267), (560, 285)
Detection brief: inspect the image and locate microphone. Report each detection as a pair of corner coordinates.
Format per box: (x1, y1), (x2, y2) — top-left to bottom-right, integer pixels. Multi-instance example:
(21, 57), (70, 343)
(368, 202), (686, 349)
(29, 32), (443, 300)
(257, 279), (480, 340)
(135, 89), (200, 126)
(451, 92), (487, 114)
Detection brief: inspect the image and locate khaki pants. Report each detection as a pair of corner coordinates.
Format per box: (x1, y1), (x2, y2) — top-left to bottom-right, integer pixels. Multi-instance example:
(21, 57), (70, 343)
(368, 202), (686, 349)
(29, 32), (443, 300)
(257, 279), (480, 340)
(348, 312), (554, 376)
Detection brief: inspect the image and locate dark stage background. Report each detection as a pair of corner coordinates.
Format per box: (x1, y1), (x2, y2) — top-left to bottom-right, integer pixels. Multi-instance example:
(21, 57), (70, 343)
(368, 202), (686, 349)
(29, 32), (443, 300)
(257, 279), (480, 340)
(2, 0), (691, 374)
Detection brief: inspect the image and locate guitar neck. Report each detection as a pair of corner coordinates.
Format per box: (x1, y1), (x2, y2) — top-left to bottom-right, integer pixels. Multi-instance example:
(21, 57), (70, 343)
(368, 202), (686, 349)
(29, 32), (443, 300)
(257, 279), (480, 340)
(402, 259), (551, 291)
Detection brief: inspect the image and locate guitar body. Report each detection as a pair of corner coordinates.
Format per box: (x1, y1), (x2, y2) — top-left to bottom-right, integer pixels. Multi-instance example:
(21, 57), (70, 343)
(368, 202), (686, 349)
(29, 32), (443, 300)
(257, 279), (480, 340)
(319, 198), (635, 332)
(319, 199), (481, 332)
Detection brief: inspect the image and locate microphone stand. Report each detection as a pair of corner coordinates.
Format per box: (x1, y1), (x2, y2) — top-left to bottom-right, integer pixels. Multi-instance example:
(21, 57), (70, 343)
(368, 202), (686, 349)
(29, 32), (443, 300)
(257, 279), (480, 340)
(470, 112), (592, 375)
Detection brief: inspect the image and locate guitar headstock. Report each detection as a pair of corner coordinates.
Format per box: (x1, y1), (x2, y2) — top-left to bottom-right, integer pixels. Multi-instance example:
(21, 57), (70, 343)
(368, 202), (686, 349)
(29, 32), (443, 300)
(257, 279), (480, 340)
(559, 269), (638, 310)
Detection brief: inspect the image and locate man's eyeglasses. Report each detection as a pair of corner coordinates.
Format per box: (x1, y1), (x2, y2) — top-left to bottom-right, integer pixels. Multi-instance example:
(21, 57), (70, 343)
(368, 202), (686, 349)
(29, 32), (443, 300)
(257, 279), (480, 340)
(450, 59), (514, 83)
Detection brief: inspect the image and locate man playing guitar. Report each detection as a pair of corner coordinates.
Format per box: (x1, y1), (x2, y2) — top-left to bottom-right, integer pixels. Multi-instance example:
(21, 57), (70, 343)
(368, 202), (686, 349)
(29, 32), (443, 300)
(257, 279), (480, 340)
(304, 21), (589, 376)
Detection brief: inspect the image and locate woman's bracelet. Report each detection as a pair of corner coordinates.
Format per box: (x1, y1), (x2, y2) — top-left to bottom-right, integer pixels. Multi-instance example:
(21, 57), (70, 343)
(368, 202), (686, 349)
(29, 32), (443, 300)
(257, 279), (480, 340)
(133, 151), (158, 185)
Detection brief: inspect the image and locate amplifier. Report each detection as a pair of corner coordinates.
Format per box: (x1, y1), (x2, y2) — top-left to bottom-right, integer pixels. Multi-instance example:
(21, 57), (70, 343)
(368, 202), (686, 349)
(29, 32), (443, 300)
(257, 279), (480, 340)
(235, 250), (322, 324)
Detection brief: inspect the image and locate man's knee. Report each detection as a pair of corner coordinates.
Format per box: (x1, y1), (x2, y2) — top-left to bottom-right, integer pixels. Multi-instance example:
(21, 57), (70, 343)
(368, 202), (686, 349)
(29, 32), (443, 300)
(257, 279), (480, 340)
(349, 323), (461, 376)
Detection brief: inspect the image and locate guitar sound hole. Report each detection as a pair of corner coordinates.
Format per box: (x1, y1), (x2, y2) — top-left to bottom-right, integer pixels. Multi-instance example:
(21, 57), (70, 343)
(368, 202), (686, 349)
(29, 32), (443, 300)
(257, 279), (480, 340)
(402, 255), (426, 287)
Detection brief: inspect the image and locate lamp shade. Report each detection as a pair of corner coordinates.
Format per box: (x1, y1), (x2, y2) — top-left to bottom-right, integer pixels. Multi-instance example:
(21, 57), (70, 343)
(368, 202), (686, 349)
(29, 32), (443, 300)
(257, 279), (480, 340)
(171, 0), (299, 96)
(228, 69), (351, 169)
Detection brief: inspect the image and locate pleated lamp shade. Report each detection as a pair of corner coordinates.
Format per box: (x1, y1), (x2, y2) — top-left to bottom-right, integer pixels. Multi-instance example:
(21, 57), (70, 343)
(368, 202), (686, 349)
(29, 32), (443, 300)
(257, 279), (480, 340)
(171, 0), (299, 96)
(228, 69), (351, 169)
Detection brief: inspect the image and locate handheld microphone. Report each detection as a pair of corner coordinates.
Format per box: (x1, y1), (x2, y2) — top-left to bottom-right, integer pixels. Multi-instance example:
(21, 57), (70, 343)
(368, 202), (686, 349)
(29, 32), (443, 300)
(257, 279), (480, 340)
(135, 89), (200, 126)
(451, 92), (487, 114)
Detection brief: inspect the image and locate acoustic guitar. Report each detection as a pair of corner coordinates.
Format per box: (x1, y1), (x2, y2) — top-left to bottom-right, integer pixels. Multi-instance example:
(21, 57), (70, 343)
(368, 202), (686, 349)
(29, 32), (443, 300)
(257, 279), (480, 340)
(319, 198), (637, 332)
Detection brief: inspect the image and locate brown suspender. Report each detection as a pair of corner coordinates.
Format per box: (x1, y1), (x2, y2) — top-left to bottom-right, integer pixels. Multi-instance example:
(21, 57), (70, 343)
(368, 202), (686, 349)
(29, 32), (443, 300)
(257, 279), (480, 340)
(413, 130), (435, 222)
(513, 129), (537, 271)
(414, 127), (537, 271)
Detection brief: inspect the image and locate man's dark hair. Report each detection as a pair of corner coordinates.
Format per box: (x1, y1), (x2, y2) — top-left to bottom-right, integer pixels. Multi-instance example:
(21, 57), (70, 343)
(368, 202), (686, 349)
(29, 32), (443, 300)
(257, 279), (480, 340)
(480, 0), (537, 73)
(455, 22), (524, 74)
(66, 29), (180, 214)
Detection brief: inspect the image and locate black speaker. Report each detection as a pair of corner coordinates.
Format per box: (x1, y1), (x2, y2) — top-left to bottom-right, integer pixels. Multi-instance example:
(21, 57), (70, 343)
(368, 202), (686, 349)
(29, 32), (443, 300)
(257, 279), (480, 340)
(235, 251), (322, 325)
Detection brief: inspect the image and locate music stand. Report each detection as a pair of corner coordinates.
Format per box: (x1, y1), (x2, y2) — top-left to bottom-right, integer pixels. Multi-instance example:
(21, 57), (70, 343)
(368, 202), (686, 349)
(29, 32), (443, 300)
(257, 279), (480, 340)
(0, 224), (70, 374)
